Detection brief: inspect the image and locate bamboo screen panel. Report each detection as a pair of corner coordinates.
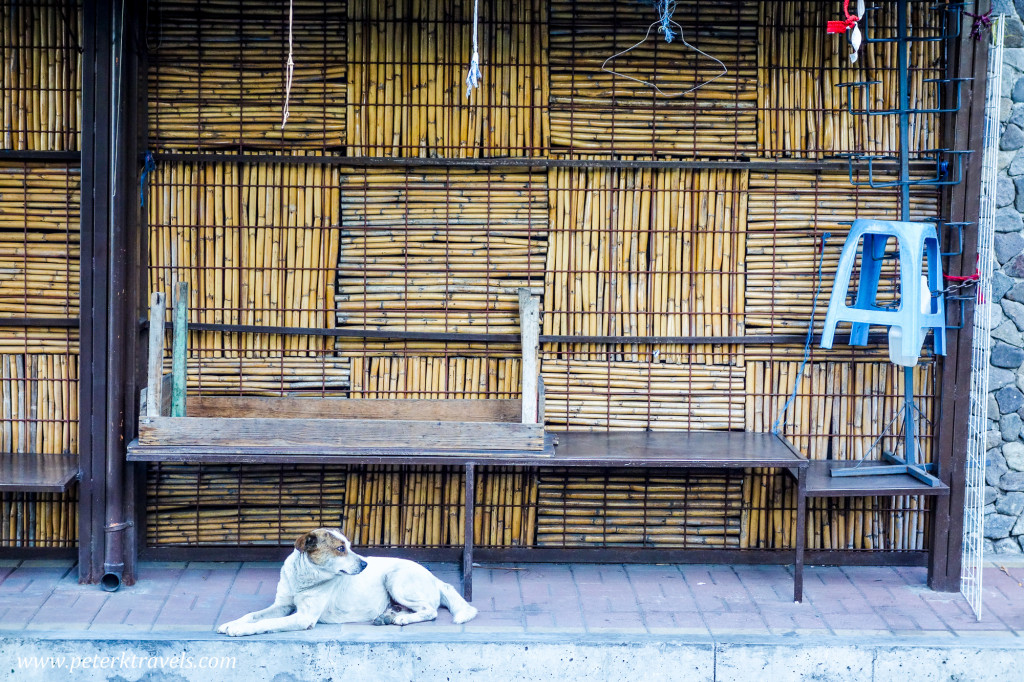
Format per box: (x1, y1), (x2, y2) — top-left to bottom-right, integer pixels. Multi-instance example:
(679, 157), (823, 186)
(337, 169), (548, 338)
(147, 160), (347, 395)
(0, 1), (81, 151)
(147, 0), (346, 151)
(745, 171), (941, 338)
(346, 0), (548, 157)
(758, 1), (945, 159)
(537, 468), (744, 549)
(548, 0), (758, 157)
(0, 165), (80, 548)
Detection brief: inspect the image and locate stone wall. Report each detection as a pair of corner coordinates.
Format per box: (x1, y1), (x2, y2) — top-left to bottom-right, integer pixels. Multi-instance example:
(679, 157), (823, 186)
(985, 1), (1024, 554)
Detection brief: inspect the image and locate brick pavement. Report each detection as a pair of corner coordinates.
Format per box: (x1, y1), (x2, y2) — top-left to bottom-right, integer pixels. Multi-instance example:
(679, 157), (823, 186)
(0, 557), (1021, 639)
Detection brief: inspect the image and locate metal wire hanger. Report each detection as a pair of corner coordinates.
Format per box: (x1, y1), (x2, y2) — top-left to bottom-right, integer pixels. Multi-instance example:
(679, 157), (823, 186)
(600, 18), (727, 99)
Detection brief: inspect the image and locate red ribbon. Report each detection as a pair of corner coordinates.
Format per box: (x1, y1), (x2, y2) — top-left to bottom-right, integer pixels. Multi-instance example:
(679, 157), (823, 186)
(827, 0), (858, 34)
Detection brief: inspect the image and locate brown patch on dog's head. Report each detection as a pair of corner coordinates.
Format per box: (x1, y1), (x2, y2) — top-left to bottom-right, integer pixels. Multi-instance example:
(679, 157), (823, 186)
(294, 528), (351, 567)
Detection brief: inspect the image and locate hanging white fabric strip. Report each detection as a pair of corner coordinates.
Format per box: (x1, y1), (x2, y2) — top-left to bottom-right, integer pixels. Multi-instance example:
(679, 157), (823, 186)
(282, 0), (295, 127)
(465, 0), (482, 98)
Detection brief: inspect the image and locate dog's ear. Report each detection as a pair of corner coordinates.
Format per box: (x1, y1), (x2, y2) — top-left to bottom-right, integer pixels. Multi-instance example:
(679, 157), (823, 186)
(294, 532), (318, 552)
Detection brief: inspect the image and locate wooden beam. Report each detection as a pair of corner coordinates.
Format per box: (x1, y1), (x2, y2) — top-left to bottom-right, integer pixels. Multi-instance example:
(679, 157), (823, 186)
(171, 281), (188, 417)
(519, 288), (540, 424)
(138, 416), (546, 451)
(146, 292), (166, 418)
(188, 397), (523, 423)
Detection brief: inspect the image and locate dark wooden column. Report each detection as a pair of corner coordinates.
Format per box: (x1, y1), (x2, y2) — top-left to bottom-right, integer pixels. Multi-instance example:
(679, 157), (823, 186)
(930, 0), (991, 592)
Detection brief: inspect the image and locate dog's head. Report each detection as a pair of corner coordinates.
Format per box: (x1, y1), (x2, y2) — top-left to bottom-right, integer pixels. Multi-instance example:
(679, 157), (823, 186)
(294, 528), (368, 575)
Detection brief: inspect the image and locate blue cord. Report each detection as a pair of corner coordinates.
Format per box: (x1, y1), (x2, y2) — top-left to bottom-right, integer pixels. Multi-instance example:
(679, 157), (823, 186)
(139, 151), (157, 207)
(772, 232), (831, 435)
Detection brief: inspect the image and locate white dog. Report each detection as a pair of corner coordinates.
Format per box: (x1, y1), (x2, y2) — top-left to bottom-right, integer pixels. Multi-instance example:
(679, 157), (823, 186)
(217, 528), (477, 636)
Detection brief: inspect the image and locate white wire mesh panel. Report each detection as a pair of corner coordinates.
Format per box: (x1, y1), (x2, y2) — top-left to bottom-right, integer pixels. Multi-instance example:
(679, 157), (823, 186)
(961, 14), (1005, 622)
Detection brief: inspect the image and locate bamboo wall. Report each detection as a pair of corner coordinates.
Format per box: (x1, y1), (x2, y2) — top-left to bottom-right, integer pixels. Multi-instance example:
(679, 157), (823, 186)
(142, 1), (950, 555)
(0, 2), (82, 548)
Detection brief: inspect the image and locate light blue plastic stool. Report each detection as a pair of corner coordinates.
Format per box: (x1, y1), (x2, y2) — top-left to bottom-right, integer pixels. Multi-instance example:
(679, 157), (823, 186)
(820, 218), (946, 362)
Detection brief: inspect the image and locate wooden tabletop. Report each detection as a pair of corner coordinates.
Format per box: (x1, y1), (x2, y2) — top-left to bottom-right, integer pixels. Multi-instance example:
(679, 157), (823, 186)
(129, 430), (807, 469)
(804, 460), (950, 497)
(0, 453), (79, 492)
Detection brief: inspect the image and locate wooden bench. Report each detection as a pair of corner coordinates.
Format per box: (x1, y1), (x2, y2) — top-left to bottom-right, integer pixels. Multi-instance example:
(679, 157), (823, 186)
(130, 429), (809, 600)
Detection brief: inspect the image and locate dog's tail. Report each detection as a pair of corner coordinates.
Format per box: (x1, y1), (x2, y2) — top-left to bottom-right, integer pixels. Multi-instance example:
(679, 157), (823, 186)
(437, 580), (477, 624)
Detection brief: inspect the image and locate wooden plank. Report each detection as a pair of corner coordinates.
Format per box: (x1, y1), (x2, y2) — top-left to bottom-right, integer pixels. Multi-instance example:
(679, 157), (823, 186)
(187, 397), (524, 422)
(519, 288), (540, 424)
(138, 416), (546, 451)
(0, 453), (78, 492)
(171, 281), (188, 417)
(146, 292), (166, 418)
(127, 433), (558, 464)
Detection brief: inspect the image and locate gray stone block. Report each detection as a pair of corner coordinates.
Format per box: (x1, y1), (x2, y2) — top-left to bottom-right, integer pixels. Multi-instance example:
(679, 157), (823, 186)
(1004, 47), (1024, 73)
(996, 491), (1024, 516)
(1005, 253), (1024, 279)
(1002, 148), (1017, 171)
(994, 537), (1023, 554)
(1000, 470), (1024, 491)
(1005, 282), (1024, 304)
(993, 271), (1015, 303)
(998, 174), (1016, 208)
(991, 342), (1024, 369)
(985, 538), (997, 554)
(1001, 413), (1023, 442)
(988, 425), (1004, 449)
(1001, 299), (1024, 333)
(985, 502), (997, 517)
(996, 206), (1024, 234)
(993, 319), (1024, 345)
(1008, 17), (1024, 49)
(1011, 102), (1024, 128)
(985, 512), (1017, 539)
(1004, 124), (1024, 152)
(992, 367), (1017, 391)
(989, 447), (1008, 470)
(986, 487), (998, 505)
(988, 461), (1009, 487)
(1006, 441), (1024, 471)
(996, 232), (1024, 265)
(1016, 513), (1024, 536)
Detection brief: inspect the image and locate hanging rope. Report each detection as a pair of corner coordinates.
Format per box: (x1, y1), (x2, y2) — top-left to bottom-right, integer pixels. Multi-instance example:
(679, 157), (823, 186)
(282, 0), (295, 128)
(139, 151), (157, 207)
(652, 0), (677, 43)
(465, 0), (482, 98)
(772, 232), (830, 435)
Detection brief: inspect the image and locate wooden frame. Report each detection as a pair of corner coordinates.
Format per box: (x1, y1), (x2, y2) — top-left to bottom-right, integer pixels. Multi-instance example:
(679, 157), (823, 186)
(134, 286), (548, 456)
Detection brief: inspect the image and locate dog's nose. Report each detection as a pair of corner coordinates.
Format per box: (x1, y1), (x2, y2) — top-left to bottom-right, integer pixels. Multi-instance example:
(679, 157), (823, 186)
(358, 560), (368, 571)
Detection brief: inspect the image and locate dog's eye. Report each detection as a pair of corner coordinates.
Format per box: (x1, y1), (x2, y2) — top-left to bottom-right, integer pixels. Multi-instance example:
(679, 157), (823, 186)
(336, 546), (346, 553)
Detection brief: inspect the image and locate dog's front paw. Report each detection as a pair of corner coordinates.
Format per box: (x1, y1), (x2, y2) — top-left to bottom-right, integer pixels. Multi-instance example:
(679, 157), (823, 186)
(217, 620), (254, 637)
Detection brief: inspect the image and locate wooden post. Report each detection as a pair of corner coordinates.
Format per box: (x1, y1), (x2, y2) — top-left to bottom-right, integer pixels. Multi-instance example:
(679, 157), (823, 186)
(146, 292), (166, 418)
(171, 281), (188, 417)
(518, 288), (540, 424)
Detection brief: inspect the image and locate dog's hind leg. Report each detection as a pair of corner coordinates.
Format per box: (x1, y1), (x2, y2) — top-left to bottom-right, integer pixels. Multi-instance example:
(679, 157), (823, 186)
(384, 603), (438, 626)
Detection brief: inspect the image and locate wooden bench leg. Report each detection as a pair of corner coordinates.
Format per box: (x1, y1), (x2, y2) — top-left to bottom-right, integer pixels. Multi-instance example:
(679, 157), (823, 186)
(794, 466), (807, 602)
(463, 463), (475, 601)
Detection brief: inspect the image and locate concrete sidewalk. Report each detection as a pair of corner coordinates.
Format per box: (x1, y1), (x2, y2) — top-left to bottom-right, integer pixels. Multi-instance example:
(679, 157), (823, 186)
(1, 557), (1022, 680)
